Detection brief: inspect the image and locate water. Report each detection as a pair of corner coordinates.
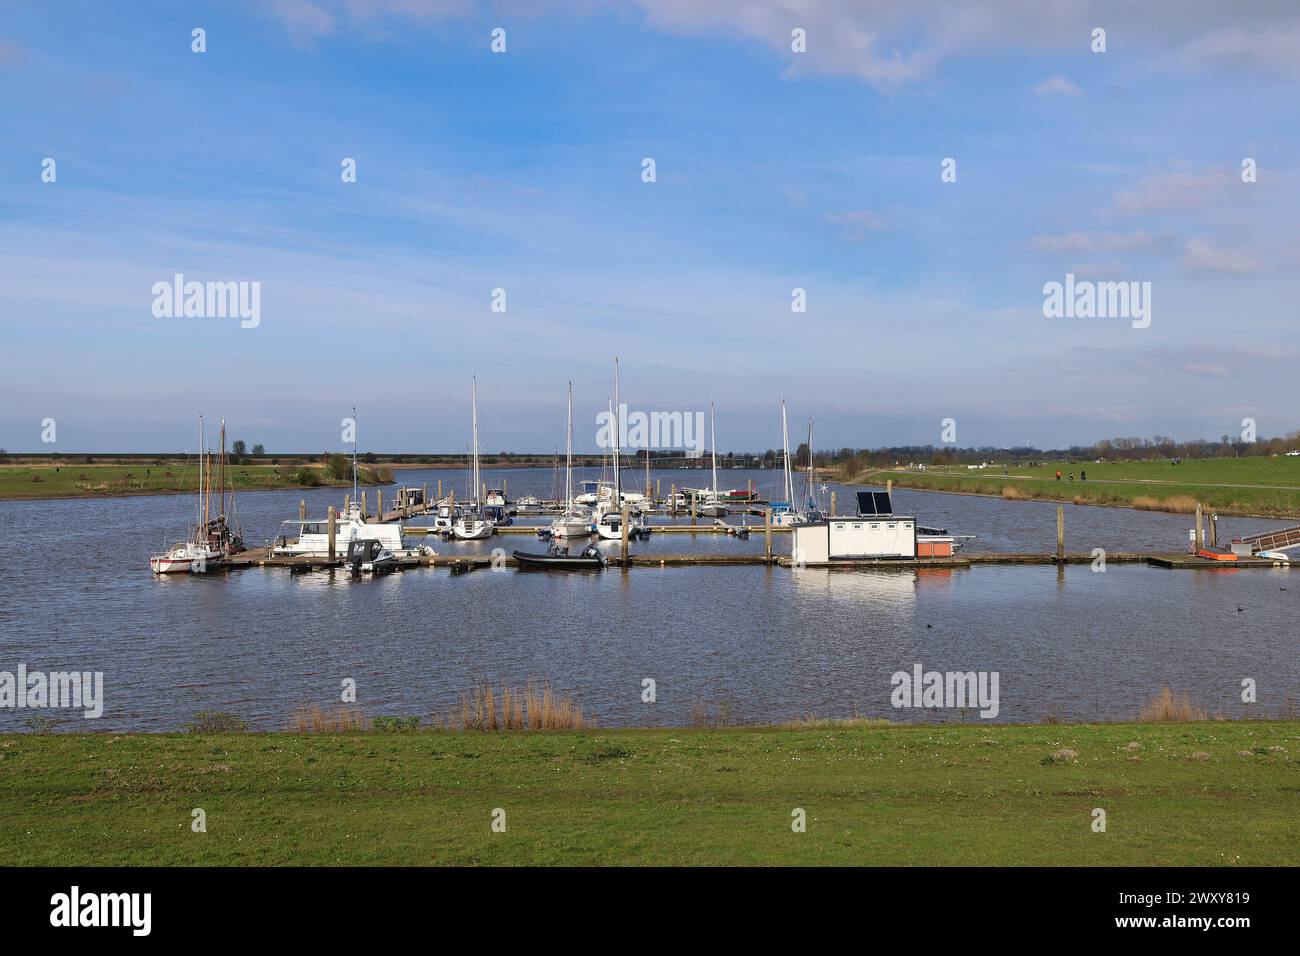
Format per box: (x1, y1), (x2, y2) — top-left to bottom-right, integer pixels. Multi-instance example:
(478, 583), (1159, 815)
(1, 467), (1295, 730)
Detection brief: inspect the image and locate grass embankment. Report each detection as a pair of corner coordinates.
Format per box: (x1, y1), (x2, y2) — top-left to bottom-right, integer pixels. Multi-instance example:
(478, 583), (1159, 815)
(0, 463), (391, 501)
(2, 722), (1297, 865)
(857, 457), (1300, 518)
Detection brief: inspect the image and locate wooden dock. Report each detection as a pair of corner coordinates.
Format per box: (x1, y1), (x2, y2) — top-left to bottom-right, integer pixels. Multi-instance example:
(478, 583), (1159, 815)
(208, 546), (1291, 573)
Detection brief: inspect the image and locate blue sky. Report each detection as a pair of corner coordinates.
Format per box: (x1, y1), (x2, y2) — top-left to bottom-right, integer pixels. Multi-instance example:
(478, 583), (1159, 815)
(2, 0), (1298, 453)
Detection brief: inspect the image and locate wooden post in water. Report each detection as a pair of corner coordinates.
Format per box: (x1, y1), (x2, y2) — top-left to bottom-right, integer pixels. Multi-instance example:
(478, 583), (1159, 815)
(422, 483), (428, 510)
(1056, 506), (1065, 561)
(360, 490), (368, 519)
(690, 495), (696, 526)
(1195, 503), (1204, 551)
(670, 484), (677, 515)
(1209, 512), (1218, 547)
(764, 506), (772, 561)
(620, 503), (630, 566)
(504, 478), (508, 500)
(327, 505), (336, 561)
(481, 481), (486, 502)
(830, 491), (837, 517)
(887, 478), (893, 497)
(344, 494), (351, 515)
(437, 479), (442, 499)
(377, 489), (383, 520)
(299, 499), (306, 520)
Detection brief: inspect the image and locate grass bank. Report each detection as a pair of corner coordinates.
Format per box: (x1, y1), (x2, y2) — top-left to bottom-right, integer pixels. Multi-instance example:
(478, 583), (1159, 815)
(856, 458), (1300, 518)
(3, 721), (1297, 865)
(0, 463), (391, 501)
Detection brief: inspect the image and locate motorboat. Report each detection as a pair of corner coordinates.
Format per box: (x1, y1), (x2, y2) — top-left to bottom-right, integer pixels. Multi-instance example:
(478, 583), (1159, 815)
(346, 538), (397, 573)
(274, 514), (404, 556)
(512, 543), (605, 571)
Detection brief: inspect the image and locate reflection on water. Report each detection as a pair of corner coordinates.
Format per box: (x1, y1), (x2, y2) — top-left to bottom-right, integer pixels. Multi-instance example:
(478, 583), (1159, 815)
(0, 468), (1295, 730)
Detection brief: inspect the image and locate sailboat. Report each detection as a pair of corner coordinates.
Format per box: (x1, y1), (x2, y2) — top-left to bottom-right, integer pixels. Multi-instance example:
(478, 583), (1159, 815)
(596, 359), (648, 540)
(150, 416), (245, 573)
(771, 399), (801, 526)
(453, 376), (494, 540)
(551, 382), (596, 538)
(697, 400), (728, 517)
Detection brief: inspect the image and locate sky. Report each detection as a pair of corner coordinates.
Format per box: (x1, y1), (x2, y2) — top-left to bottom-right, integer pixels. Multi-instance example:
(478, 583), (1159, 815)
(2, 0), (1299, 454)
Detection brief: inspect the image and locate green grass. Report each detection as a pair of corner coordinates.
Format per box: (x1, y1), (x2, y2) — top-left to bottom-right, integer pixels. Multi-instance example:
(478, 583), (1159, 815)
(861, 457), (1300, 517)
(3, 722), (1297, 865)
(0, 463), (384, 500)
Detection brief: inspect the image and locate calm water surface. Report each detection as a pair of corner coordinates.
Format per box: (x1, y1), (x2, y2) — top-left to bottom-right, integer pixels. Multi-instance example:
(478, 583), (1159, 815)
(1, 468), (1295, 729)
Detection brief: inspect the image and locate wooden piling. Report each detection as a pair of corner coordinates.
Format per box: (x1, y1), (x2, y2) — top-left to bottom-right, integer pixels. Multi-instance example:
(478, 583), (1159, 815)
(437, 479), (442, 499)
(620, 503), (630, 565)
(1195, 503), (1204, 551)
(422, 483), (428, 508)
(830, 491), (836, 517)
(887, 478), (893, 497)
(671, 484), (677, 515)
(377, 489), (383, 519)
(344, 495), (351, 515)
(764, 506), (772, 561)
(690, 495), (696, 526)
(504, 478), (508, 500)
(299, 498), (306, 520)
(1209, 512), (1218, 547)
(1056, 506), (1065, 561)
(361, 491), (368, 519)
(327, 505), (336, 561)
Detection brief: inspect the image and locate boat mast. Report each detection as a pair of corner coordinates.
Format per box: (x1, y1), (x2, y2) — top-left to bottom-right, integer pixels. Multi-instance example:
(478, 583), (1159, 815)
(806, 417), (814, 511)
(199, 414), (208, 533)
(195, 414), (203, 537)
(710, 400), (718, 498)
(612, 358), (621, 504)
(471, 376), (480, 507)
(565, 382), (574, 509)
(781, 399), (794, 506)
(219, 418), (227, 521)
(351, 404), (359, 513)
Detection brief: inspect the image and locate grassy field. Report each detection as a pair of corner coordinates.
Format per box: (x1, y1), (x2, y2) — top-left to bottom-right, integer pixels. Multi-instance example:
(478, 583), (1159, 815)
(858, 457), (1300, 518)
(0, 462), (389, 500)
(2, 721), (1297, 865)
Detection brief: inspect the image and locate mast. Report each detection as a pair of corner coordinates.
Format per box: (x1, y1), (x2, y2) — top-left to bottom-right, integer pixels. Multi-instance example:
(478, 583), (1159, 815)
(199, 414), (207, 533)
(219, 418), (227, 521)
(351, 403), (361, 512)
(565, 382), (574, 509)
(611, 358), (621, 503)
(710, 400), (718, 498)
(781, 399), (794, 506)
(806, 417), (814, 511)
(195, 414), (203, 537)
(471, 376), (480, 507)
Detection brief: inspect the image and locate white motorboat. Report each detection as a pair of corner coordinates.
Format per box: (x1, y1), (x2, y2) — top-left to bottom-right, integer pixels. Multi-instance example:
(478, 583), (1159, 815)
(274, 514), (404, 556)
(453, 512), (493, 540)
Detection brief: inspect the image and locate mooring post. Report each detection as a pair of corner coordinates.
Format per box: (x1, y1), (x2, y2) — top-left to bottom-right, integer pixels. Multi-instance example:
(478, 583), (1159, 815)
(361, 490), (368, 519)
(422, 482), (428, 510)
(377, 489), (384, 520)
(620, 502), (630, 566)
(481, 481), (486, 502)
(887, 478), (893, 497)
(1056, 506), (1065, 561)
(1209, 512), (1218, 547)
(765, 506), (772, 561)
(327, 505), (336, 561)
(299, 498), (306, 520)
(504, 478), (508, 500)
(437, 479), (442, 499)
(830, 491), (836, 517)
(1195, 503), (1204, 551)
(671, 484), (677, 515)
(690, 495), (696, 526)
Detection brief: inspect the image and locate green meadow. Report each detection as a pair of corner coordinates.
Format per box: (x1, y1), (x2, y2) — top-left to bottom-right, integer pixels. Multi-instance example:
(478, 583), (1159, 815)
(3, 721), (1297, 866)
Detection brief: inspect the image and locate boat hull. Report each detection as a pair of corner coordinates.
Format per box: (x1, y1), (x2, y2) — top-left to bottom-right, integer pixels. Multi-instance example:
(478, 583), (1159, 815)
(512, 550), (603, 571)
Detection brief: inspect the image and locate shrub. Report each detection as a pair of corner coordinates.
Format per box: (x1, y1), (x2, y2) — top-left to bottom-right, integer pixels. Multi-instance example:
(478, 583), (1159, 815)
(185, 711), (247, 733)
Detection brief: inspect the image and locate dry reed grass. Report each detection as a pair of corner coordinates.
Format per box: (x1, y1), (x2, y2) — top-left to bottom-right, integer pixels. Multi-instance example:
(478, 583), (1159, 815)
(1138, 686), (1207, 722)
(1132, 494), (1199, 514)
(447, 681), (587, 731)
(289, 704), (370, 733)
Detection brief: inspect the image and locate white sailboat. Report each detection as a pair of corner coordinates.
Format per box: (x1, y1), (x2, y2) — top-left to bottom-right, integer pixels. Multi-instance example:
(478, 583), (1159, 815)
(596, 359), (647, 539)
(551, 382), (595, 538)
(772, 399), (801, 526)
(150, 416), (244, 573)
(697, 400), (727, 517)
(453, 376), (494, 540)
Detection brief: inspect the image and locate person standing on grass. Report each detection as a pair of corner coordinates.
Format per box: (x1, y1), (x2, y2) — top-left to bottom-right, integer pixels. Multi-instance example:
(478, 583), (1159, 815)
(1056, 470), (1062, 481)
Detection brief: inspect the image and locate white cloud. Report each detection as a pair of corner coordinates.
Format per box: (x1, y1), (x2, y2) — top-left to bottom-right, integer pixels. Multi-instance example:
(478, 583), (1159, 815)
(1182, 239), (1259, 274)
(1033, 74), (1082, 96)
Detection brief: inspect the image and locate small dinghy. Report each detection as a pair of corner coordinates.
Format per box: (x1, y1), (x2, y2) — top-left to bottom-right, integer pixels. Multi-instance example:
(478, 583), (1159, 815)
(512, 543), (605, 571)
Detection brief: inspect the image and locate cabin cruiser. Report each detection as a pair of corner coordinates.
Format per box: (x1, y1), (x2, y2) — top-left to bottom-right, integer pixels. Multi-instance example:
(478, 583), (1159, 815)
(595, 505), (649, 540)
(274, 512), (404, 557)
(346, 538), (397, 573)
(452, 511), (494, 540)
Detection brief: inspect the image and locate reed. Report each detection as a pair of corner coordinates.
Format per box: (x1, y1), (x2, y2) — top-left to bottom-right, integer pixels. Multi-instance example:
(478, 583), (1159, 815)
(289, 704), (370, 733)
(448, 681), (586, 731)
(1138, 686), (1207, 722)
(1000, 485), (1030, 500)
(1131, 494), (1199, 514)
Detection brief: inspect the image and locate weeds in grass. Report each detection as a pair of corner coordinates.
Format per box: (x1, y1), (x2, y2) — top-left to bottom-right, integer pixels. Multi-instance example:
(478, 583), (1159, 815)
(289, 705), (369, 733)
(1138, 686), (1207, 722)
(373, 716), (421, 733)
(184, 711), (246, 734)
(446, 681), (586, 731)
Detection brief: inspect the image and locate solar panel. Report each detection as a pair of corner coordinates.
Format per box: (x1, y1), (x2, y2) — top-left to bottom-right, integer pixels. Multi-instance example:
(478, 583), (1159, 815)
(856, 491), (893, 516)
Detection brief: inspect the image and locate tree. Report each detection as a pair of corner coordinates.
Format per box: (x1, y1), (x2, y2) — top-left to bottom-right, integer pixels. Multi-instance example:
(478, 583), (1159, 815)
(232, 440), (247, 456)
(251, 443), (265, 456)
